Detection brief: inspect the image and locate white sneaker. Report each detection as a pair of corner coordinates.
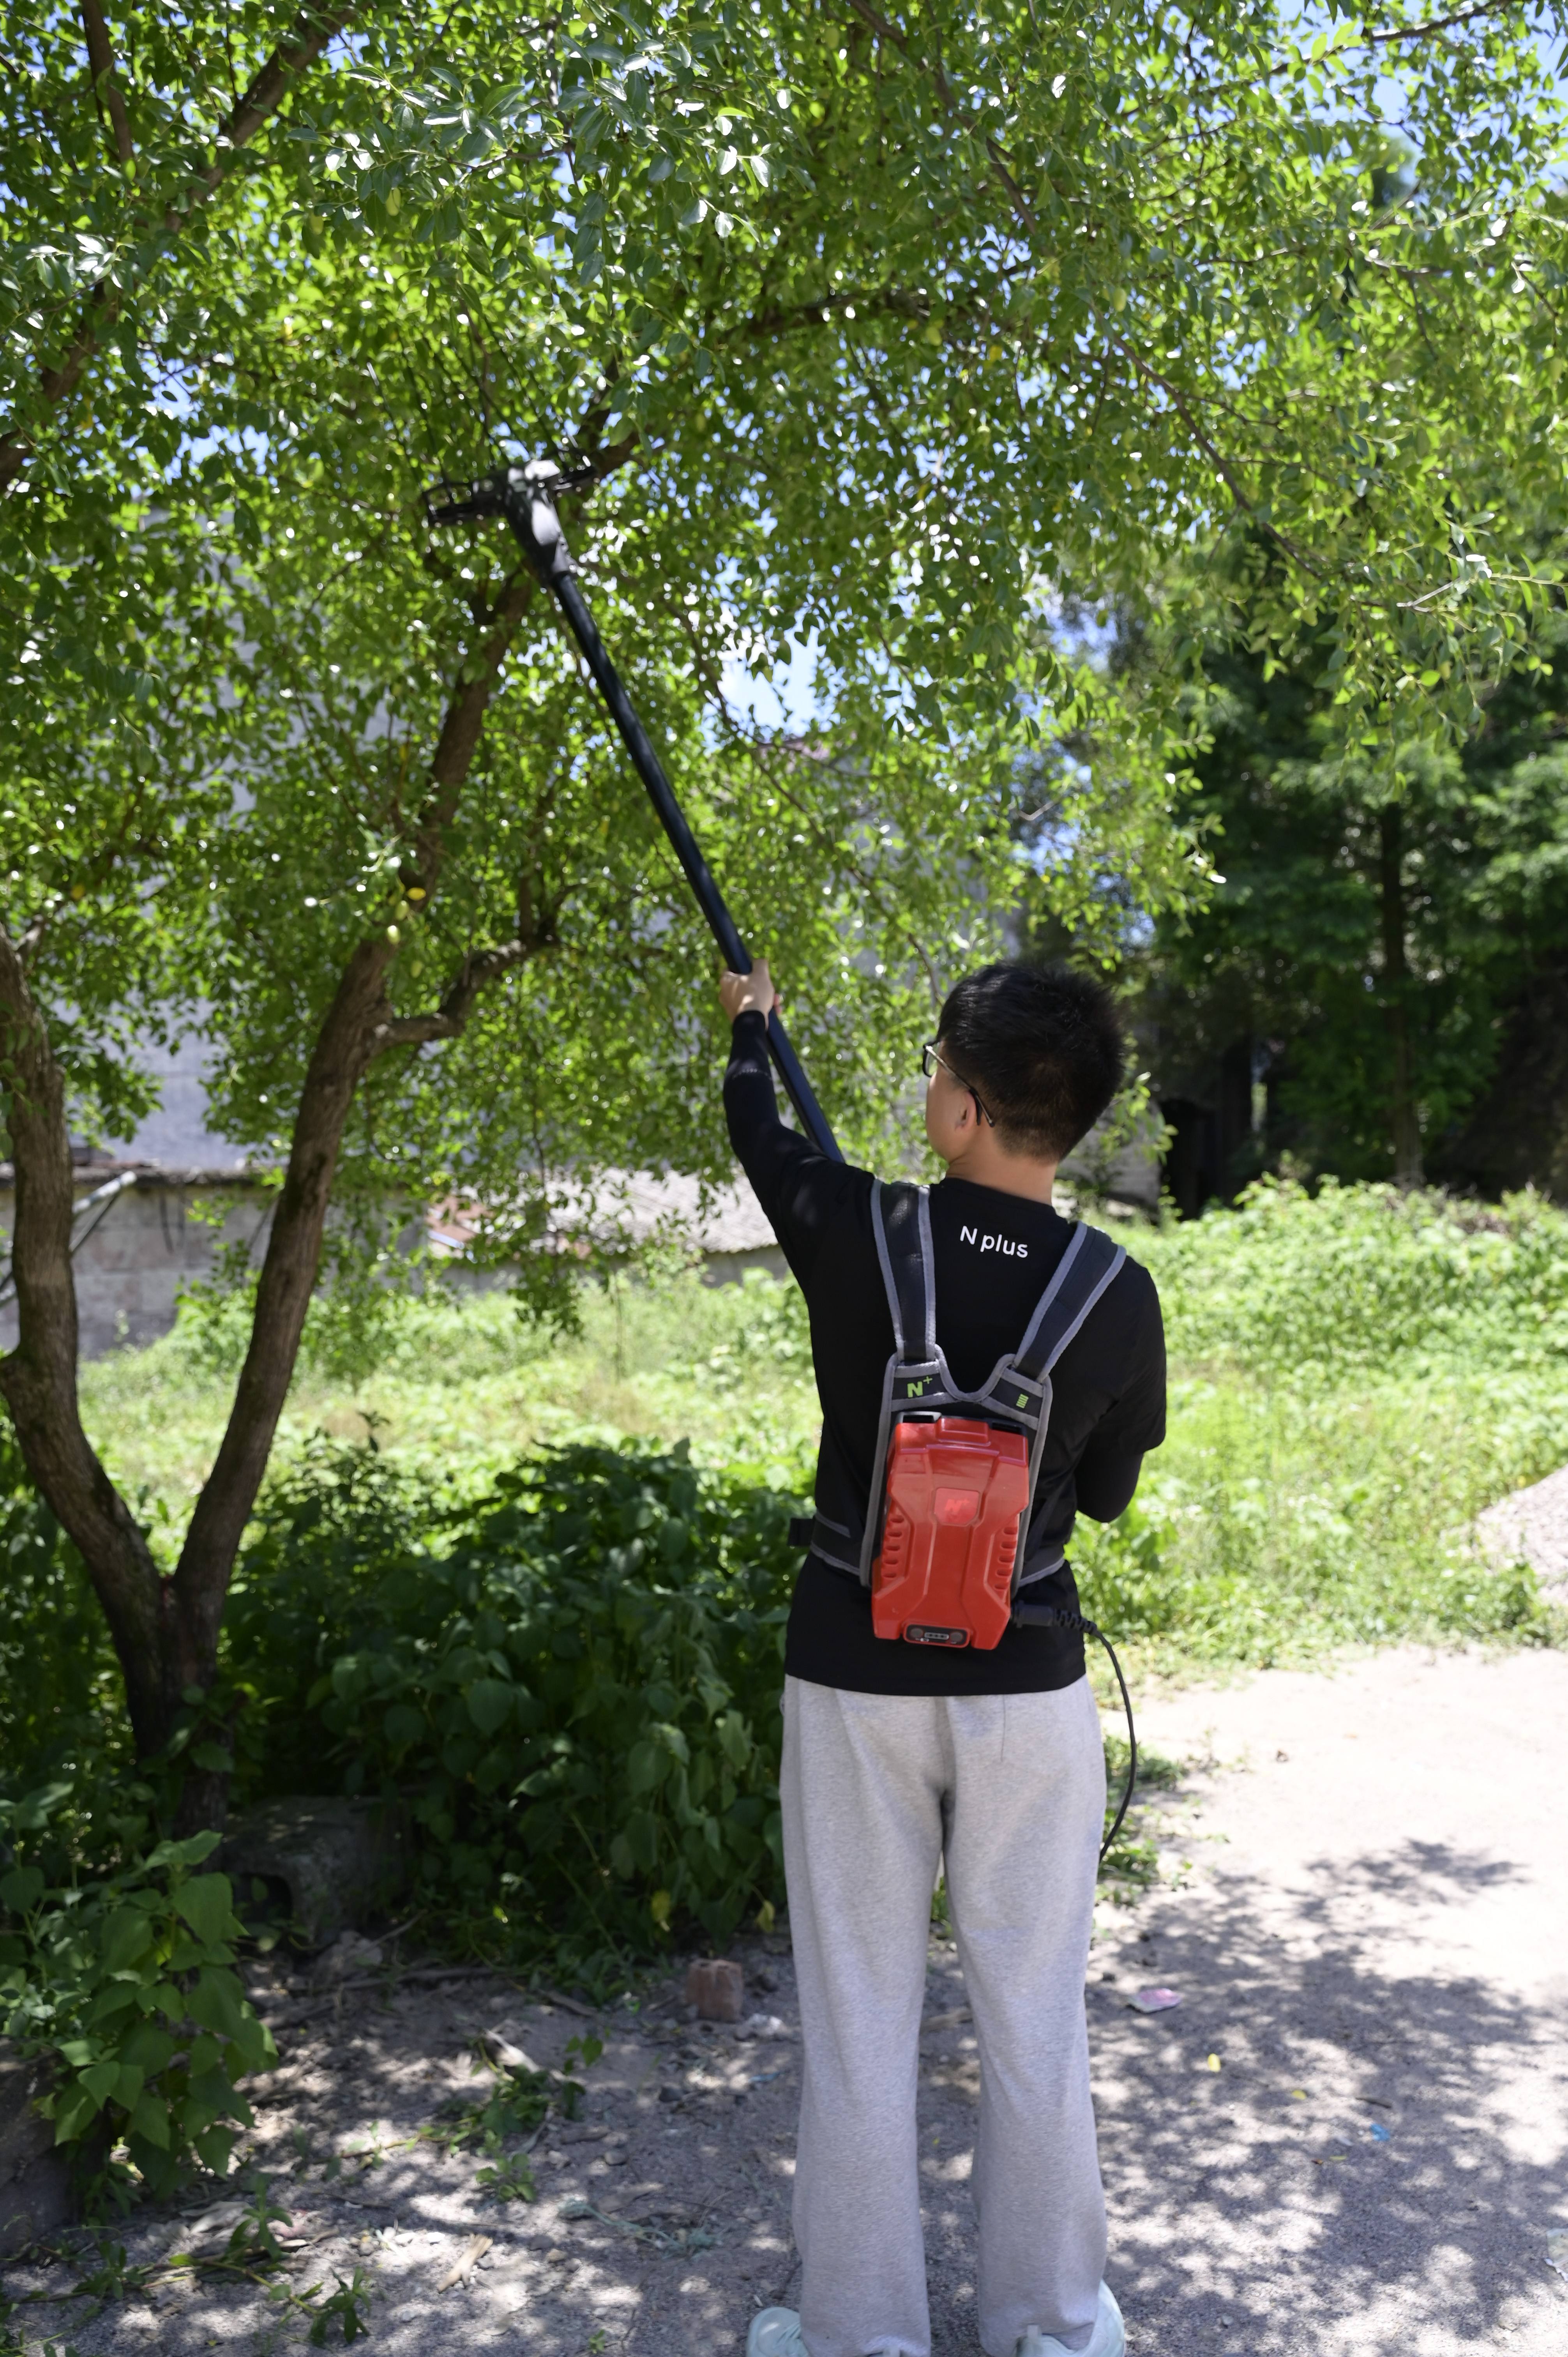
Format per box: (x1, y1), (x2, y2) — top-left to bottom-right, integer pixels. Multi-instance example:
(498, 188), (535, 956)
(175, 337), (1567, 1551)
(747, 2309), (808, 2357)
(1015, 2280), (1125, 2357)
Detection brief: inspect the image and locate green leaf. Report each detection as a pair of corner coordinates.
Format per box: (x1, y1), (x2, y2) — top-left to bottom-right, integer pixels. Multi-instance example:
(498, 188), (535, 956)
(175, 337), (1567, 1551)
(146, 1832), (222, 1872)
(194, 2123), (238, 2175)
(112, 2061), (147, 2110)
(174, 1873), (237, 1947)
(80, 2059), (120, 2109)
(100, 1906), (155, 1972)
(119, 2021), (177, 2074)
(466, 1677), (514, 1736)
(383, 1701), (426, 1748)
(716, 1710), (751, 1769)
(130, 2089), (172, 2149)
(186, 1967), (249, 2042)
(187, 2032), (224, 2077)
(53, 2083), (99, 2145)
(0, 1866), (45, 1913)
(87, 1977), (143, 2025)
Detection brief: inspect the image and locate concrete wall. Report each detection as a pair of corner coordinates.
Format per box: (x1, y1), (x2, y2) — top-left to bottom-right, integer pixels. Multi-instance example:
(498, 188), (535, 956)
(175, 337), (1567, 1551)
(0, 1172), (270, 1361)
(0, 1166), (786, 1363)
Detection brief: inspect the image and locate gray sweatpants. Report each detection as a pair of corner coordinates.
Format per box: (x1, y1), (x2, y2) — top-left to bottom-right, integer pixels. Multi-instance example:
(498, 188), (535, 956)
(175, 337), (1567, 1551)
(780, 1674), (1107, 2357)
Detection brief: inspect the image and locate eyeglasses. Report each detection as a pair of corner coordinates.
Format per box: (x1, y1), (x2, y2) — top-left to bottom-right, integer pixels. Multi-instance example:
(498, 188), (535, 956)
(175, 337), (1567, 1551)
(921, 1040), (995, 1126)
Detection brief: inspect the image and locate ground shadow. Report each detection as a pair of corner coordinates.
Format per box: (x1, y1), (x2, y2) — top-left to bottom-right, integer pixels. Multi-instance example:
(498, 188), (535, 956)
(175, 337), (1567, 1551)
(909, 1831), (1568, 2357)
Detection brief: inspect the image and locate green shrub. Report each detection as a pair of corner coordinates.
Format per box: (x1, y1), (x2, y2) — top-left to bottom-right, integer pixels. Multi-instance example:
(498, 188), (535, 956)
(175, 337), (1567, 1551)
(1074, 1378), (1555, 1667)
(0, 1786), (275, 2201)
(0, 1425), (125, 1795)
(1141, 1177), (1568, 1375)
(224, 1438), (804, 1963)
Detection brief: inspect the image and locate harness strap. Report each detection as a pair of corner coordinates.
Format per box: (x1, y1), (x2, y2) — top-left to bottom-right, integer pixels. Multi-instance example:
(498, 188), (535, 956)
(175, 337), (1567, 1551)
(1014, 1221), (1128, 1379)
(870, 1182), (929, 1361)
(795, 1189), (1128, 1585)
(788, 1508), (860, 1576)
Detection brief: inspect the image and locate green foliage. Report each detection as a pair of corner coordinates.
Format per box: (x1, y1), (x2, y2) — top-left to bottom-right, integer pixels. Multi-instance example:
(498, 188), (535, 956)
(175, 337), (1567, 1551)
(475, 2153), (539, 2203)
(224, 1439), (802, 1958)
(12, 0), (1568, 1233)
(431, 2061), (551, 2166)
(8, 1187), (1566, 2037)
(298, 2270), (373, 2347)
(1136, 595), (1568, 1182)
(1069, 1184), (1565, 1669)
(1146, 1178), (1568, 1375)
(0, 1793), (276, 2199)
(430, 2024), (602, 2200)
(17, 0), (1568, 1780)
(0, 1424), (125, 1795)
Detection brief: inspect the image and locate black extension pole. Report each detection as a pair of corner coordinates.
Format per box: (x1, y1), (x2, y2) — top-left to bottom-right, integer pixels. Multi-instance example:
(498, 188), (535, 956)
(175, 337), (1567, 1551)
(427, 460), (842, 1163)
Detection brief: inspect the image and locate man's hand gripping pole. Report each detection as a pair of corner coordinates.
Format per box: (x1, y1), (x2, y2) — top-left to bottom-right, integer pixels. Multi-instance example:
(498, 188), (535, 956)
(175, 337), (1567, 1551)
(425, 461), (842, 1163)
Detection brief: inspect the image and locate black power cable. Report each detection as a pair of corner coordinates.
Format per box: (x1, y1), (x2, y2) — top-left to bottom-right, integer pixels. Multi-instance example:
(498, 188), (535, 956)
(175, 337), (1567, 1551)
(1012, 1603), (1137, 1859)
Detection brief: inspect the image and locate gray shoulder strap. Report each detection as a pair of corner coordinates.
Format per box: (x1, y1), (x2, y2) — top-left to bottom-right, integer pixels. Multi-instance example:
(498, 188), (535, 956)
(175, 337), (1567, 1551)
(1013, 1224), (1126, 1380)
(870, 1182), (934, 1365)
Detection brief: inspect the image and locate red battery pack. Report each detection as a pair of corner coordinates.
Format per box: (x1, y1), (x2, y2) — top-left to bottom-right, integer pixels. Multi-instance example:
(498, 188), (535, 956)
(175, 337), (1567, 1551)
(871, 1415), (1031, 1650)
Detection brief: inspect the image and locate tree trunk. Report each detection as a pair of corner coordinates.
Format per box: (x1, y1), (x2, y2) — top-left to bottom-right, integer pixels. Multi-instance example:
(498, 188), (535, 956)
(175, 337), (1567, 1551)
(1379, 802), (1423, 1189)
(0, 931), (171, 1754)
(1, 569), (537, 1830)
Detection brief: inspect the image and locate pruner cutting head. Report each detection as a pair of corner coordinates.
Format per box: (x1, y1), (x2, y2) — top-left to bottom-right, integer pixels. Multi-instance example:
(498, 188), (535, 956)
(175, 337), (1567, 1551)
(423, 455), (597, 588)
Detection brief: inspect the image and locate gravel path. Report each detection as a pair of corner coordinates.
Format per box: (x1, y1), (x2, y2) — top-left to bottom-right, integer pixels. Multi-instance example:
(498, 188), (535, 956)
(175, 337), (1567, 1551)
(4, 1643), (1564, 2357)
(1093, 1643), (1568, 2357)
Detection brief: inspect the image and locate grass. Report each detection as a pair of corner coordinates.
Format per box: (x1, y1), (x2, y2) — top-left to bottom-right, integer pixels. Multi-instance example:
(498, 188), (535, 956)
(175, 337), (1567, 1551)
(1090, 1180), (1568, 1672)
(80, 1270), (821, 1549)
(76, 1180), (1568, 1670)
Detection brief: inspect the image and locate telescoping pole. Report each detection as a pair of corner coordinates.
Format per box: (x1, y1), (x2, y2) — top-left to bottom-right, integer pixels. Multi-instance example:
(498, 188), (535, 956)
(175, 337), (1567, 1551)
(429, 461), (842, 1163)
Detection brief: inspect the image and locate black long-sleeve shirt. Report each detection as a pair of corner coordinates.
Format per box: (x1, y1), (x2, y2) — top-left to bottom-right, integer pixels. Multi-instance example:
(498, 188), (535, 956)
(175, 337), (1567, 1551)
(724, 1011), (1166, 1695)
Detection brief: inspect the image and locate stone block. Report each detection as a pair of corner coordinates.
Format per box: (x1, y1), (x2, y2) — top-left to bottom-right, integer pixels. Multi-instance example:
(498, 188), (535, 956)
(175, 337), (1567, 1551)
(219, 1796), (407, 1948)
(0, 2046), (75, 2259)
(685, 1957), (745, 2021)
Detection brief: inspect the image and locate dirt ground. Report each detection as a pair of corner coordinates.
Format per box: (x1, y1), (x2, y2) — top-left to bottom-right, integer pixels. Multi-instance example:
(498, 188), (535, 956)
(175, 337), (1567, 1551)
(4, 1642), (1565, 2357)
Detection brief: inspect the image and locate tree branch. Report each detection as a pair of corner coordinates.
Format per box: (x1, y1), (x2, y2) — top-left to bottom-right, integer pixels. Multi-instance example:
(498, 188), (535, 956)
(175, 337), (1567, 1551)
(179, 2), (350, 218)
(79, 0), (132, 164)
(369, 936), (541, 1054)
(1362, 0), (1512, 45)
(0, 3), (351, 491)
(408, 568), (538, 873)
(839, 0), (1038, 231)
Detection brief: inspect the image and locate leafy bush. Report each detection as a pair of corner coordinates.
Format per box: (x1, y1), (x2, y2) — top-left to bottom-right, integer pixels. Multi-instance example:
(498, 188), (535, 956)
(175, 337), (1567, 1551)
(0, 1425), (125, 1795)
(1074, 1376), (1555, 1667)
(224, 1438), (803, 1961)
(1143, 1177), (1568, 1375)
(0, 1786), (275, 2200)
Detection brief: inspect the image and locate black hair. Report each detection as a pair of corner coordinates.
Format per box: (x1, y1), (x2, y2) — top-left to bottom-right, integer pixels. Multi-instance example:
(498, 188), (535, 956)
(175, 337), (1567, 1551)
(936, 961), (1125, 1161)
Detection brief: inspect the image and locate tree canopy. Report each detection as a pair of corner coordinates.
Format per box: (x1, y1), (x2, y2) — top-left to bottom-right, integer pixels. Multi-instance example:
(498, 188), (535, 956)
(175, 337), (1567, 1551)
(5, 0), (1568, 1784)
(1137, 585), (1568, 1196)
